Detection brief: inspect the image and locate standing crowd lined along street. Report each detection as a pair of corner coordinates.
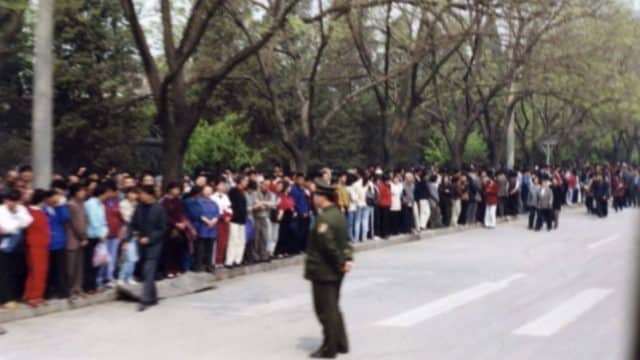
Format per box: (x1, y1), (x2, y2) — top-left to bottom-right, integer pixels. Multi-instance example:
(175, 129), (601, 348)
(0, 162), (637, 318)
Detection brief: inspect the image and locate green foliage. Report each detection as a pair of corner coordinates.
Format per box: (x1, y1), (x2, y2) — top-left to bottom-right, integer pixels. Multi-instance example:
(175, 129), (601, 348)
(52, 0), (150, 172)
(424, 131), (488, 166)
(423, 135), (450, 165)
(184, 114), (263, 175)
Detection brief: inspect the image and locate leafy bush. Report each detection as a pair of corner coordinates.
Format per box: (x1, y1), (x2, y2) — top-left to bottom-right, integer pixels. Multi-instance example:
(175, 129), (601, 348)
(184, 113), (262, 174)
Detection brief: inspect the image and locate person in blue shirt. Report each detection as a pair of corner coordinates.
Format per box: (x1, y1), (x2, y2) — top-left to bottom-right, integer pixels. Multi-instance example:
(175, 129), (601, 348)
(44, 189), (71, 299)
(290, 173), (311, 253)
(83, 183), (110, 293)
(195, 185), (219, 272)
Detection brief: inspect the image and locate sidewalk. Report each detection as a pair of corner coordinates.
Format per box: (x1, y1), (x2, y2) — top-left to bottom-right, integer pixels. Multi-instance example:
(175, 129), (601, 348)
(0, 218), (515, 324)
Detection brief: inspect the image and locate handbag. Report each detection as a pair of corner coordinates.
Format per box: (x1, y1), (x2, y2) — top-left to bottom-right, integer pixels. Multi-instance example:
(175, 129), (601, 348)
(93, 242), (112, 267)
(0, 233), (23, 253)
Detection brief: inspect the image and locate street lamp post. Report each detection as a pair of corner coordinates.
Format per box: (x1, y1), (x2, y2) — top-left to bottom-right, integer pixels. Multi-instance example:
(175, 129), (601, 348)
(32, 0), (55, 188)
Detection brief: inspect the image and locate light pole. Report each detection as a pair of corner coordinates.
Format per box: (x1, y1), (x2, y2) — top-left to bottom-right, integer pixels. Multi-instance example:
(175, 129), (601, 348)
(32, 0), (55, 188)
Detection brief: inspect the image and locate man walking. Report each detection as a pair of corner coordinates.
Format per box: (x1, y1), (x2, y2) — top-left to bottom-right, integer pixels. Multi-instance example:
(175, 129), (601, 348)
(129, 186), (166, 312)
(305, 180), (353, 359)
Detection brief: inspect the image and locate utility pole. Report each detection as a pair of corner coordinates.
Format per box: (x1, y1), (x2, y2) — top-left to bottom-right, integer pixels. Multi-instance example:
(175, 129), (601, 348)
(32, 0), (55, 188)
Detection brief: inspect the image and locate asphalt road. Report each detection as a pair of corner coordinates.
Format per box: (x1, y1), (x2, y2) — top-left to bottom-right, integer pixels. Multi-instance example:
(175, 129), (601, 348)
(0, 207), (637, 360)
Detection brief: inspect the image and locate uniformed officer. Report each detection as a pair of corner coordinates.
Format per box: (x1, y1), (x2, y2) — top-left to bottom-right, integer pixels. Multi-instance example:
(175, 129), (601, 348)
(304, 180), (354, 359)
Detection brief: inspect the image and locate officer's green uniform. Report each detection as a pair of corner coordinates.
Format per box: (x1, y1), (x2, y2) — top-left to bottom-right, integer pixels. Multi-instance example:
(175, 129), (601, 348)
(304, 181), (353, 358)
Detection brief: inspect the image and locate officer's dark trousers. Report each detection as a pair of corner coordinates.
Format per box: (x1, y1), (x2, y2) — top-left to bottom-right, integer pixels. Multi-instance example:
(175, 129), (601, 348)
(312, 278), (348, 355)
(141, 257), (159, 305)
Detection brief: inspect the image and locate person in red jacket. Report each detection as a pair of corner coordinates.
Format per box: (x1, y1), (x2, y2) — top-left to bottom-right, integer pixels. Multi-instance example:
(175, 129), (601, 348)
(376, 174), (392, 239)
(612, 175), (625, 212)
(483, 172), (500, 229)
(23, 189), (52, 307)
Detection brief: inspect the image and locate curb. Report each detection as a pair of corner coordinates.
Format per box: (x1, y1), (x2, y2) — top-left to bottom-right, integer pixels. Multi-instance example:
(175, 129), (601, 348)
(0, 217), (514, 324)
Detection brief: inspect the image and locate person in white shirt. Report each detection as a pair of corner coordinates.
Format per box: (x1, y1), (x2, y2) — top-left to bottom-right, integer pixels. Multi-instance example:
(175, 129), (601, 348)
(0, 190), (33, 236)
(0, 189), (33, 309)
(211, 179), (232, 267)
(346, 175), (358, 242)
(390, 174), (404, 235)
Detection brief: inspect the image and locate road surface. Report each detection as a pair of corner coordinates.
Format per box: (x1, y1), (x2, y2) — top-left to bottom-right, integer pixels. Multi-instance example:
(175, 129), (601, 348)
(0, 208), (637, 360)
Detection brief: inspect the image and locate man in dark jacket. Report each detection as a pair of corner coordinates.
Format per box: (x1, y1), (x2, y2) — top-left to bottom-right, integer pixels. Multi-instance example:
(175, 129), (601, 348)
(305, 180), (353, 359)
(592, 174), (610, 218)
(129, 185), (166, 311)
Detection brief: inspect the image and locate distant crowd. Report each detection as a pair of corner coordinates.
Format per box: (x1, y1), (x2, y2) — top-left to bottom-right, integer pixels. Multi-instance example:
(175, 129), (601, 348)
(0, 162), (636, 310)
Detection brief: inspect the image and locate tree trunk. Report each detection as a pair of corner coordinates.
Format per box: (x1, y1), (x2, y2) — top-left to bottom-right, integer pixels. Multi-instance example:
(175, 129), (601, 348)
(31, 0), (55, 188)
(450, 142), (464, 169)
(486, 138), (497, 168)
(293, 146), (310, 173)
(383, 137), (397, 168)
(517, 131), (529, 167)
(283, 141), (310, 173)
(161, 130), (186, 186)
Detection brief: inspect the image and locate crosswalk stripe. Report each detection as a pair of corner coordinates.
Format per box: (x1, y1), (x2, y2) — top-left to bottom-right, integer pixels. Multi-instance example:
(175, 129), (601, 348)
(588, 234), (620, 250)
(237, 277), (389, 316)
(513, 288), (613, 337)
(376, 274), (526, 328)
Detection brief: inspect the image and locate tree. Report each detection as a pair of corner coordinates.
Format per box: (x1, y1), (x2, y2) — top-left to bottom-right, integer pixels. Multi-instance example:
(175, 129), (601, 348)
(53, 0), (151, 173)
(346, 1), (471, 166)
(243, 0), (419, 171)
(0, 0), (27, 74)
(119, 0), (300, 183)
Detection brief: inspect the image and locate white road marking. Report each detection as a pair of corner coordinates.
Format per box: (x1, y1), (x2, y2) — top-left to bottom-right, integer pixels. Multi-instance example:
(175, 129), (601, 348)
(513, 288), (613, 337)
(239, 277), (389, 316)
(175, 277), (389, 316)
(588, 234), (620, 250)
(376, 274), (526, 328)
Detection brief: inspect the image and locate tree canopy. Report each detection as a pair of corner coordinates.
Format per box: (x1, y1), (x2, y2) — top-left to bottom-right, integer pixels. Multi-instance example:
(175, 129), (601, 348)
(2, 0), (640, 175)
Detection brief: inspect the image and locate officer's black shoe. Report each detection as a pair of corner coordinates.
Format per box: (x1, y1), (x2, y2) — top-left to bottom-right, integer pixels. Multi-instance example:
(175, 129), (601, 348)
(309, 349), (336, 359)
(337, 347), (349, 354)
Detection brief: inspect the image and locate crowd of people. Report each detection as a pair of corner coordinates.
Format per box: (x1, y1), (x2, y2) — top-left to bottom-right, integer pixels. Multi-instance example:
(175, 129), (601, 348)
(0, 162), (636, 312)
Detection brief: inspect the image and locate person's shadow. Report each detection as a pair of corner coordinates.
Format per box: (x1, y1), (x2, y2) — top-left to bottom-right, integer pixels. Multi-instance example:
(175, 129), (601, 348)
(297, 337), (319, 352)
